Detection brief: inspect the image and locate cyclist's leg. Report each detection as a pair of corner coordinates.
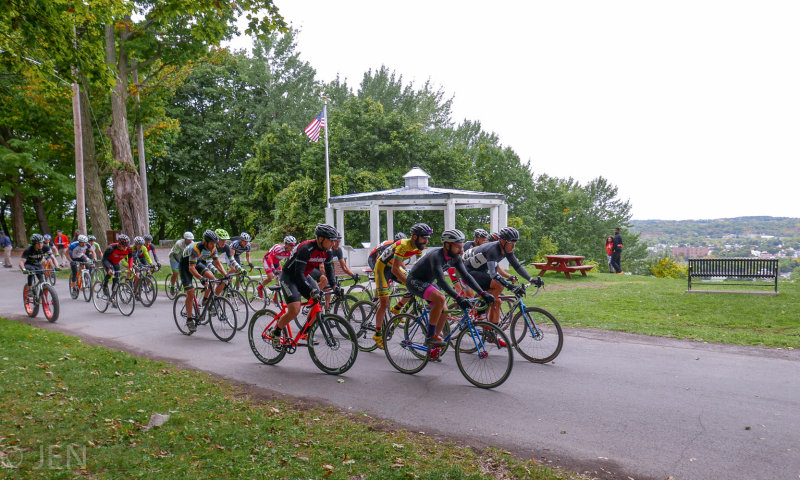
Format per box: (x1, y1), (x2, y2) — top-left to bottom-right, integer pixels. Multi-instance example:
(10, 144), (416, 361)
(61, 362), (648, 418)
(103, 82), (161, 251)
(374, 264), (394, 331)
(487, 279), (505, 325)
(170, 254), (180, 284)
(69, 260), (79, 285)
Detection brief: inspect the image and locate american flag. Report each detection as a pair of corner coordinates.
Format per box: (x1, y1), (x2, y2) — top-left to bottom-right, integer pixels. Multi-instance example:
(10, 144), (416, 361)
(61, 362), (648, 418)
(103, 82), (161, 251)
(304, 111), (326, 142)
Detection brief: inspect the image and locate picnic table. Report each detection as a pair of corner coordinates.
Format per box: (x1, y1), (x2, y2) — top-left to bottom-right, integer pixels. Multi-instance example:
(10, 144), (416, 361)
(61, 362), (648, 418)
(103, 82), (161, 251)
(531, 254), (594, 279)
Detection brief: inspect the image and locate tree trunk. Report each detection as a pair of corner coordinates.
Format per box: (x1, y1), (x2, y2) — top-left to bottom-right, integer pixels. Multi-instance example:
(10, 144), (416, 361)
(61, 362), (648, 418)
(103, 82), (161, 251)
(10, 186), (27, 247)
(32, 197), (50, 235)
(105, 24), (147, 237)
(0, 200), (10, 235)
(80, 85), (111, 249)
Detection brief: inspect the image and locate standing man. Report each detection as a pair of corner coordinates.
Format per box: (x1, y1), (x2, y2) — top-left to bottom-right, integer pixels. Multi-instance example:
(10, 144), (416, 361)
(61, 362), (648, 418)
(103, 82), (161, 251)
(1, 230), (12, 268)
(54, 229), (70, 268)
(611, 227), (624, 274)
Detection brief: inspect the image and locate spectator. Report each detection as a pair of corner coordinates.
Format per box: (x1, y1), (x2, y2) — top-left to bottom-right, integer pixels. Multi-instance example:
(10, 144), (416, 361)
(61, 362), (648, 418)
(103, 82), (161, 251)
(72, 229), (81, 242)
(54, 229), (70, 268)
(605, 236), (614, 273)
(611, 228), (624, 274)
(1, 230), (12, 268)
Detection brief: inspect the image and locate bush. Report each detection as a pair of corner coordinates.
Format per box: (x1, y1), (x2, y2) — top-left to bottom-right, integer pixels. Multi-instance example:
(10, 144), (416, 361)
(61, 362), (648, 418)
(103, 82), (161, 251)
(647, 255), (687, 279)
(534, 235), (559, 263)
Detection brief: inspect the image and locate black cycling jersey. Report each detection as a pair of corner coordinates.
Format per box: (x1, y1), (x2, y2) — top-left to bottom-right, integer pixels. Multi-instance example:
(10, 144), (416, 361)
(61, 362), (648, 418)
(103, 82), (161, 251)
(282, 240), (336, 290)
(230, 239), (251, 256)
(21, 244), (52, 266)
(463, 241), (475, 251)
(462, 240), (533, 287)
(407, 247), (483, 299)
(329, 246), (344, 263)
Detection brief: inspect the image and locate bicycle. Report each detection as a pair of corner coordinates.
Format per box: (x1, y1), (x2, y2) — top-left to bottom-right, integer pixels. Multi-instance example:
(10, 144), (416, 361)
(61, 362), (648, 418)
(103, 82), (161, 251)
(247, 293), (358, 375)
(92, 272), (136, 316)
(172, 277), (239, 342)
(22, 268), (60, 322)
(68, 262), (94, 302)
(346, 290), (427, 352)
(493, 282), (564, 364)
(42, 257), (58, 285)
(217, 271), (250, 331)
(126, 264), (158, 307)
(383, 297), (513, 389)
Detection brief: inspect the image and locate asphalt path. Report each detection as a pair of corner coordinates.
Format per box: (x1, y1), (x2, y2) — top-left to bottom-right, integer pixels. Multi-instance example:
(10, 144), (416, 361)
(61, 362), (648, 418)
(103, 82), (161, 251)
(1, 258), (798, 480)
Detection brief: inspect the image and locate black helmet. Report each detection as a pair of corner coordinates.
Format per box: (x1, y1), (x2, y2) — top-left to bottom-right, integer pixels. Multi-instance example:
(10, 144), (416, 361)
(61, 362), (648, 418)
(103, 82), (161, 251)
(314, 223), (340, 240)
(498, 227), (520, 242)
(117, 234), (130, 246)
(143, 234), (153, 242)
(441, 229), (466, 244)
(474, 228), (490, 239)
(203, 229), (219, 243)
(410, 223), (432, 238)
(31, 233), (44, 244)
(393, 232), (407, 241)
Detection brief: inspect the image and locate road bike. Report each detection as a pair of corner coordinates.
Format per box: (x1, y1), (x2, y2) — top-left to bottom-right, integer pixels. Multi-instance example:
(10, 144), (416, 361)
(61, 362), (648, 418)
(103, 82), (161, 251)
(92, 271), (136, 316)
(346, 290), (427, 352)
(172, 277), (238, 342)
(68, 261), (94, 302)
(383, 297), (513, 389)
(124, 263), (158, 307)
(247, 292), (358, 375)
(492, 282), (563, 364)
(217, 271), (250, 331)
(22, 268), (60, 322)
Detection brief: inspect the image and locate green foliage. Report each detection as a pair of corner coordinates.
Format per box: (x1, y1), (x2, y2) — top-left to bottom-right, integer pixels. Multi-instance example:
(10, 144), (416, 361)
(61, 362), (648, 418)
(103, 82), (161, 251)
(534, 235), (559, 263)
(646, 255), (688, 279)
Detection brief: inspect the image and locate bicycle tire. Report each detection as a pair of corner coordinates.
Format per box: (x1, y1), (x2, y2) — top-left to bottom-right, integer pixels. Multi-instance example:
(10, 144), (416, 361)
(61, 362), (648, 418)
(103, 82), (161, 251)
(92, 268), (104, 285)
(247, 309), (286, 365)
(92, 281), (109, 313)
(245, 279), (267, 310)
(383, 314), (428, 374)
(116, 283), (136, 316)
(23, 285), (39, 317)
(139, 275), (157, 307)
(347, 300), (378, 352)
(346, 283), (372, 301)
(41, 284), (59, 322)
(82, 272), (92, 302)
(172, 293), (193, 335)
(209, 297), (237, 342)
(308, 314), (358, 375)
(331, 293), (359, 319)
(69, 279), (79, 299)
(163, 273), (178, 300)
(226, 290), (250, 331)
(455, 321), (513, 389)
(47, 269), (56, 285)
(510, 307), (563, 364)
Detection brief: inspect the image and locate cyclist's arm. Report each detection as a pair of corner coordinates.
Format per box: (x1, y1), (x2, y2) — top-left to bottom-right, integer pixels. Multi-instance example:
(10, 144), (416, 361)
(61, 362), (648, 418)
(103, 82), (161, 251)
(212, 255), (227, 276)
(506, 253), (533, 282)
(432, 260), (460, 300)
(338, 259), (354, 277)
(324, 257), (337, 287)
(148, 245), (159, 263)
(390, 257), (407, 284)
(454, 258), (484, 295)
(142, 248), (153, 265)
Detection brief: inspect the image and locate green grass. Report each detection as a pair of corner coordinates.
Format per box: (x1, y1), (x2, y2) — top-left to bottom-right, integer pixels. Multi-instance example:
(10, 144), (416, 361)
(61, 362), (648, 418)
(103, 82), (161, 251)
(527, 270), (800, 349)
(0, 318), (575, 479)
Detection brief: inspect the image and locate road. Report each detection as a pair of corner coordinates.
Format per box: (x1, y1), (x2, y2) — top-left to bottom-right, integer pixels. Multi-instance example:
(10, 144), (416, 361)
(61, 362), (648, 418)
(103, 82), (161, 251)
(1, 261), (798, 480)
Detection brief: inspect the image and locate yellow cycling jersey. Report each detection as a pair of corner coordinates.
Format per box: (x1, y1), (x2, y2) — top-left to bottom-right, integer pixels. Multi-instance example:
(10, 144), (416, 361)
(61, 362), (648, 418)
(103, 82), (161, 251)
(376, 238), (422, 267)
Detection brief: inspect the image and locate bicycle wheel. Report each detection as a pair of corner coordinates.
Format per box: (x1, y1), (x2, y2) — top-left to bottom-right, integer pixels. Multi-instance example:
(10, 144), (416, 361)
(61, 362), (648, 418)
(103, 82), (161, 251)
(172, 293), (193, 335)
(69, 278), (79, 299)
(308, 314), (358, 375)
(455, 321), (513, 389)
(23, 285), (39, 317)
(92, 281), (109, 313)
(163, 273), (178, 300)
(41, 284), (59, 323)
(209, 297), (237, 342)
(331, 294), (359, 319)
(47, 269), (56, 285)
(147, 273), (159, 297)
(510, 307), (563, 364)
(247, 309), (286, 365)
(383, 314), (428, 375)
(347, 300), (378, 352)
(245, 279), (267, 310)
(346, 283), (372, 301)
(138, 275), (157, 307)
(226, 290), (250, 331)
(92, 268), (104, 285)
(82, 273), (92, 302)
(116, 283), (136, 316)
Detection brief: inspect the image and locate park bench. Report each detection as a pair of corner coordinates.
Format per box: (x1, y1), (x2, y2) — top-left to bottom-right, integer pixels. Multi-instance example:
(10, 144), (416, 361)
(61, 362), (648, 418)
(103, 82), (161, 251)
(687, 257), (778, 295)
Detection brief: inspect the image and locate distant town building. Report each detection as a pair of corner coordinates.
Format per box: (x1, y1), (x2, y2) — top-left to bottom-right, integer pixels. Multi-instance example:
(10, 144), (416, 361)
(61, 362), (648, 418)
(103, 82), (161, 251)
(672, 246), (709, 258)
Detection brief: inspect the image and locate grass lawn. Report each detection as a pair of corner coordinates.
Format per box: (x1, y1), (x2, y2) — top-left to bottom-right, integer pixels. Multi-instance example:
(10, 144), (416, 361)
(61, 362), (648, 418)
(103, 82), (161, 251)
(0, 318), (576, 480)
(527, 271), (800, 349)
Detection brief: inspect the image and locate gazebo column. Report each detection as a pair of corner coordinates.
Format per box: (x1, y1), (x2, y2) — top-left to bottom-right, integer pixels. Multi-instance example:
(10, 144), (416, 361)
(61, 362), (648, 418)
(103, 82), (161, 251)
(369, 203), (380, 249)
(444, 199), (456, 230)
(490, 206), (499, 233)
(386, 210), (394, 242)
(336, 208), (345, 246)
(499, 203), (508, 229)
(325, 207), (334, 225)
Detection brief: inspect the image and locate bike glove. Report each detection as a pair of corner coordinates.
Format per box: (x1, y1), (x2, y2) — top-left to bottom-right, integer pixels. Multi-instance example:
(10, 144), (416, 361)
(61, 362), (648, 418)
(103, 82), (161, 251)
(456, 295), (472, 310)
(480, 291), (495, 305)
(532, 277), (545, 288)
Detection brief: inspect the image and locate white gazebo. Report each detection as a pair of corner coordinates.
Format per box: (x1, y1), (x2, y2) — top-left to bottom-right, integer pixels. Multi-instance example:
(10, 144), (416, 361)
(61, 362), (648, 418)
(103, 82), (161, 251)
(325, 167), (508, 250)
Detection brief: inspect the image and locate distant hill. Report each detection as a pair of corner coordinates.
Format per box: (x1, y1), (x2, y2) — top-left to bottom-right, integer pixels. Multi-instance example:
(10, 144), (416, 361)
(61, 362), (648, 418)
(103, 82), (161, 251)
(631, 217), (800, 241)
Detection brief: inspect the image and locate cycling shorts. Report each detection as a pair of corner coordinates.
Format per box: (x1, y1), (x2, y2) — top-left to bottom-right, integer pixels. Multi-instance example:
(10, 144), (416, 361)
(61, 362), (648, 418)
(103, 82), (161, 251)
(279, 274), (312, 304)
(405, 277), (438, 301)
(374, 262), (397, 298)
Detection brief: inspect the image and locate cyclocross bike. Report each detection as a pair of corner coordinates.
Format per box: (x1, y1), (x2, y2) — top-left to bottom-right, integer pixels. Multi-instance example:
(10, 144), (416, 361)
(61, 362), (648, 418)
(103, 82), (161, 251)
(92, 272), (136, 316)
(69, 262), (95, 302)
(172, 276), (239, 342)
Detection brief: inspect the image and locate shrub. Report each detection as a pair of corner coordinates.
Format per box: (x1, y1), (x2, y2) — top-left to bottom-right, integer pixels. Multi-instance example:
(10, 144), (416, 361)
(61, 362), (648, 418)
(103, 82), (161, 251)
(534, 235), (559, 263)
(647, 255), (687, 279)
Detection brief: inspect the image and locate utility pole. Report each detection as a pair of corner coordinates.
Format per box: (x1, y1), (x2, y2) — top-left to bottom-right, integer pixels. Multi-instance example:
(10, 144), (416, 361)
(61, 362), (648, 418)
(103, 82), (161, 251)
(71, 27), (86, 234)
(132, 62), (149, 227)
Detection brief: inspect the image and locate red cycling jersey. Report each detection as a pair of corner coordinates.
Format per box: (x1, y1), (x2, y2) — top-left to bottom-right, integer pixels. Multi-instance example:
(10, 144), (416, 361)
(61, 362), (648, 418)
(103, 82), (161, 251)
(264, 243), (292, 268)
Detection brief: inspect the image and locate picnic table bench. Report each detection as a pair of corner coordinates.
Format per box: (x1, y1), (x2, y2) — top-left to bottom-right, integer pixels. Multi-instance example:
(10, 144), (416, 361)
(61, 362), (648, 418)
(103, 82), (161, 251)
(531, 254), (594, 279)
(687, 257), (778, 295)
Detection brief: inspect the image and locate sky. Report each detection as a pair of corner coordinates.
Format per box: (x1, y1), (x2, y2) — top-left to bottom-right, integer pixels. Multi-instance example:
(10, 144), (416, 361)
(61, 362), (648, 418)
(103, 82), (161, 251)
(228, 1), (800, 221)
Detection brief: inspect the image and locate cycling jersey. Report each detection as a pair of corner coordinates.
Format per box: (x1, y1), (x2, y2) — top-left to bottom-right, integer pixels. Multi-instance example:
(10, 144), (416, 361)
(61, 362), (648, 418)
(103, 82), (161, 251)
(462, 240), (533, 286)
(145, 243), (159, 263)
(282, 239), (335, 286)
(67, 242), (91, 261)
(129, 246), (153, 266)
(102, 244), (133, 267)
(21, 244), (53, 266)
(264, 244), (292, 269)
(170, 239), (190, 259)
(230, 239), (251, 256)
(87, 242), (102, 260)
(367, 239), (393, 270)
(407, 247), (483, 300)
(463, 241), (475, 251)
(329, 246), (344, 262)
(182, 241), (218, 264)
(377, 238), (423, 265)
(217, 242), (241, 269)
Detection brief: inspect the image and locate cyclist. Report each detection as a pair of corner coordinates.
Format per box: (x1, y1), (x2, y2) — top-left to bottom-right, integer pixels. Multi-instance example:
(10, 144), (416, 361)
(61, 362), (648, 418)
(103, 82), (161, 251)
(42, 234), (59, 269)
(101, 234), (133, 297)
(169, 232), (194, 291)
(129, 236), (154, 282)
(54, 229), (70, 267)
(449, 228), (493, 297)
(230, 232), (254, 271)
(371, 223), (431, 349)
(143, 234), (161, 270)
(67, 235), (93, 290)
(87, 235), (102, 262)
(309, 235), (357, 291)
(367, 232), (407, 271)
(19, 234), (59, 286)
(180, 229), (228, 332)
(462, 226), (541, 328)
(269, 224), (341, 349)
(405, 229), (494, 346)
(214, 228), (244, 274)
(257, 235), (297, 298)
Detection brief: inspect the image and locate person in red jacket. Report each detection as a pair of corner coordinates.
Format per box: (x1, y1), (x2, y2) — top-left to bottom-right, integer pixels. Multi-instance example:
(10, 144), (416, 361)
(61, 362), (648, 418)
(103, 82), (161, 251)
(53, 229), (70, 268)
(605, 236), (614, 273)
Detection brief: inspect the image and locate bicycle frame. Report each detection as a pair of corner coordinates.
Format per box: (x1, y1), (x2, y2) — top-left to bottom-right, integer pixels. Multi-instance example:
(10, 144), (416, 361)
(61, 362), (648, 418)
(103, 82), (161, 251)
(258, 298), (324, 352)
(397, 303), (490, 360)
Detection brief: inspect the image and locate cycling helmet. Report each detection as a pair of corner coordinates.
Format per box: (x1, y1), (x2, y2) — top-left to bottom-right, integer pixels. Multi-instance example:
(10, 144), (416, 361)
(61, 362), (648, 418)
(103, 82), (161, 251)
(183, 231), (194, 241)
(283, 235), (297, 245)
(498, 226), (520, 242)
(490, 232), (499, 241)
(143, 234), (153, 242)
(117, 234), (130, 246)
(133, 236), (145, 246)
(410, 223), (432, 238)
(88, 235), (97, 241)
(314, 224), (340, 240)
(474, 228), (490, 239)
(214, 228), (230, 240)
(77, 234), (88, 243)
(31, 233), (44, 244)
(394, 232), (407, 241)
(240, 232), (251, 242)
(44, 234), (52, 240)
(202, 229), (219, 243)
(441, 229), (466, 244)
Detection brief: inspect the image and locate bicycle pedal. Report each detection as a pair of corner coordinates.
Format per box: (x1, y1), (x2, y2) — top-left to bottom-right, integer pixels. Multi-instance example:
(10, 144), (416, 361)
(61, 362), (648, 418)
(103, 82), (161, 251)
(428, 347), (442, 360)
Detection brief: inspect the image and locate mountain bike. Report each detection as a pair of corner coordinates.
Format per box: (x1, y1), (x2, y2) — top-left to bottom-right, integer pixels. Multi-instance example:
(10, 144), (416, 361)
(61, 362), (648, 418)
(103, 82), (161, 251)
(68, 261), (94, 302)
(172, 277), (238, 342)
(22, 268), (60, 322)
(383, 297), (513, 389)
(92, 272), (135, 316)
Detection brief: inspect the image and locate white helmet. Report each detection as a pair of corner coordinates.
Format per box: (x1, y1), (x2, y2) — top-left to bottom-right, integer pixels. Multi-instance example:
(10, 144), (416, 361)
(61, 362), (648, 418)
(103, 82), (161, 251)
(77, 234), (88, 243)
(183, 231), (194, 241)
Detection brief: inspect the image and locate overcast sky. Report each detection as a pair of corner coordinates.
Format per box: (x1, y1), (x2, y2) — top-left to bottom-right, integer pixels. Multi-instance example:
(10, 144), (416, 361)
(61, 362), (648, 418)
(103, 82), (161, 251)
(230, 1), (800, 221)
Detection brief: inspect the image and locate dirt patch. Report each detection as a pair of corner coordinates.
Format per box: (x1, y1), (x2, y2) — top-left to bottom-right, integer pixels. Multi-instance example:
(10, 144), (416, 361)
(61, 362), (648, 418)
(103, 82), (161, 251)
(539, 281), (611, 292)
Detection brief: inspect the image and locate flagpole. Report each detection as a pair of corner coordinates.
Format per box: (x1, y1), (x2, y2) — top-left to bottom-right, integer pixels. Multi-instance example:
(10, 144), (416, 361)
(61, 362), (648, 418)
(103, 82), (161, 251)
(323, 96), (331, 207)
